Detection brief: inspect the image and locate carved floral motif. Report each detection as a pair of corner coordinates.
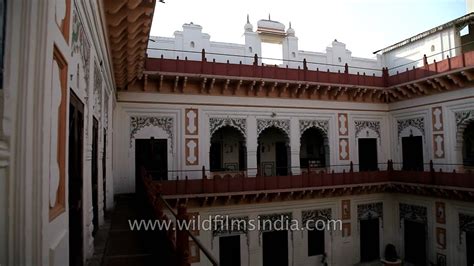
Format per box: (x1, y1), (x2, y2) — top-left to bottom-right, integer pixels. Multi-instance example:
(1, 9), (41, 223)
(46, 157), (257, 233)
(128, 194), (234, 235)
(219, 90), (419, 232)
(299, 120), (329, 135)
(397, 117), (425, 137)
(455, 110), (474, 127)
(209, 118), (246, 137)
(212, 216), (249, 237)
(302, 208), (332, 228)
(71, 8), (90, 85)
(93, 62), (102, 120)
(399, 203), (427, 225)
(130, 116), (174, 150)
(357, 202), (383, 220)
(354, 121), (381, 138)
(257, 119), (290, 137)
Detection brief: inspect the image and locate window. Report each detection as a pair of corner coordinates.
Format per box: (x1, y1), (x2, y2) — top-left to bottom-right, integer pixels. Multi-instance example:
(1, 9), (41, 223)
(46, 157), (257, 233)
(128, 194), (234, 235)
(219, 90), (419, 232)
(308, 229), (325, 256)
(249, 46), (253, 53)
(431, 45), (435, 52)
(190, 41), (195, 48)
(292, 51), (296, 58)
(338, 57), (342, 63)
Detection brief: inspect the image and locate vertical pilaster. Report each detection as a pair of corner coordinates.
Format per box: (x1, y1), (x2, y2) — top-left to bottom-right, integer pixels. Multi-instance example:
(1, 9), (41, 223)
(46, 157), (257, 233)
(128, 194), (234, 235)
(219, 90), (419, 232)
(247, 116), (258, 177)
(290, 118), (300, 175)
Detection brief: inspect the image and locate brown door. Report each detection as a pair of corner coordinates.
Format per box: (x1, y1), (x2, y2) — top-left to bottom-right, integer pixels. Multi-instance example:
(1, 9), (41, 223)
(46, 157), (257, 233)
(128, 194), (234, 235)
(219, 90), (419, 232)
(102, 130), (107, 218)
(404, 220), (426, 265)
(68, 92), (84, 266)
(360, 218), (380, 262)
(92, 118), (99, 236)
(402, 136), (424, 171)
(263, 230), (288, 266)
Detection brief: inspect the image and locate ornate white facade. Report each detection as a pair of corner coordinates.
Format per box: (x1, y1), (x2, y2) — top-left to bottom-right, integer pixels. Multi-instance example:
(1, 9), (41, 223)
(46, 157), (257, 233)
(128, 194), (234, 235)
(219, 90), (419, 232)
(0, 1), (474, 266)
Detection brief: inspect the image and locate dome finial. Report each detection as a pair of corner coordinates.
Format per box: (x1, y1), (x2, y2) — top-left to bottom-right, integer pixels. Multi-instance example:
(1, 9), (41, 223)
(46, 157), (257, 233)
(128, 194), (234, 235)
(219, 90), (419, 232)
(268, 13), (271, 20)
(247, 14), (250, 23)
(289, 21), (292, 28)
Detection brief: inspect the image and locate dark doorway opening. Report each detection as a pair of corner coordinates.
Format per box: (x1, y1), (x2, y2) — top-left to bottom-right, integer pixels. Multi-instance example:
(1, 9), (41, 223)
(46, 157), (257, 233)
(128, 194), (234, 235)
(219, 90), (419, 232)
(360, 218), (380, 262)
(402, 136), (424, 171)
(358, 138), (378, 171)
(135, 138), (168, 185)
(463, 121), (474, 167)
(219, 235), (241, 266)
(102, 130), (107, 218)
(300, 127), (328, 169)
(404, 220), (426, 265)
(68, 92), (84, 266)
(92, 118), (99, 236)
(209, 141), (222, 171)
(210, 126), (246, 172)
(263, 230), (288, 266)
(467, 231), (474, 266)
(275, 142), (288, 176)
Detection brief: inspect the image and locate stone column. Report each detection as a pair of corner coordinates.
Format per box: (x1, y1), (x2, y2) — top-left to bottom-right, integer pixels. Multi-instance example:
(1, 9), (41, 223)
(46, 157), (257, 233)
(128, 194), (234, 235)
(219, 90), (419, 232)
(247, 116), (258, 177)
(290, 118), (301, 175)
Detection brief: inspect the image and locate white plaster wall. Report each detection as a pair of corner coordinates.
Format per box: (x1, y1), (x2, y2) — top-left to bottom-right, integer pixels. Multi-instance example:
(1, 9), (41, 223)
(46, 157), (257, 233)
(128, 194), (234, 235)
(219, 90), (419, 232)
(148, 23), (382, 75)
(185, 194), (474, 266)
(382, 28), (460, 75)
(388, 87), (474, 171)
(114, 92), (389, 191)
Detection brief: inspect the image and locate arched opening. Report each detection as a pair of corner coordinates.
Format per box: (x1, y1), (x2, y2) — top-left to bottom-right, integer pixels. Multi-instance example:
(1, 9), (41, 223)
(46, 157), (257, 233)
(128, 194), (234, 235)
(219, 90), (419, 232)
(257, 127), (290, 176)
(210, 126), (246, 173)
(300, 127), (329, 170)
(463, 120), (474, 167)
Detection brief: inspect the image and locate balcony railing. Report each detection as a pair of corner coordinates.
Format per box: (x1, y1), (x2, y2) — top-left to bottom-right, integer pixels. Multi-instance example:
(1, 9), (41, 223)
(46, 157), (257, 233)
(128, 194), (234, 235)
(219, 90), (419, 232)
(145, 49), (474, 89)
(145, 161), (474, 196)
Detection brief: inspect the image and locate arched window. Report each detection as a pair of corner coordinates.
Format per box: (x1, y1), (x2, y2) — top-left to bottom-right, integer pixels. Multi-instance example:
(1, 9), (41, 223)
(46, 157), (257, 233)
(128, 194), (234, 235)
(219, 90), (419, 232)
(300, 127), (329, 169)
(210, 126), (246, 172)
(257, 127), (290, 176)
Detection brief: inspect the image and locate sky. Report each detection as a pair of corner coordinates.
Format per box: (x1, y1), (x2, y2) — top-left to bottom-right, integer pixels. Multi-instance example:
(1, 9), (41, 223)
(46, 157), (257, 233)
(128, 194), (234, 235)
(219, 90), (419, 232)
(150, 0), (466, 59)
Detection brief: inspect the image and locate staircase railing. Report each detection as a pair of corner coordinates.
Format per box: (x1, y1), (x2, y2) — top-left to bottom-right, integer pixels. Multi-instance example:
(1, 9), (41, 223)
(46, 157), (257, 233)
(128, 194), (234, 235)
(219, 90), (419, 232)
(141, 167), (219, 266)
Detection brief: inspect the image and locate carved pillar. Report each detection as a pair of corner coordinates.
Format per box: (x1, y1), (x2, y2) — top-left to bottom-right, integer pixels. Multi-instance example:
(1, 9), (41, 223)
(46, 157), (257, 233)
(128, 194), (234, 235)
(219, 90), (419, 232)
(247, 116), (258, 177)
(176, 205), (190, 266)
(290, 118), (300, 175)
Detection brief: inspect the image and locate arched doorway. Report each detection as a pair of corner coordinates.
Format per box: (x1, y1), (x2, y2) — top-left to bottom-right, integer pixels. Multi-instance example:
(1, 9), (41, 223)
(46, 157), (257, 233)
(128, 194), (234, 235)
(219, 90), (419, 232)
(300, 127), (329, 170)
(258, 127), (290, 176)
(210, 126), (246, 173)
(463, 121), (474, 168)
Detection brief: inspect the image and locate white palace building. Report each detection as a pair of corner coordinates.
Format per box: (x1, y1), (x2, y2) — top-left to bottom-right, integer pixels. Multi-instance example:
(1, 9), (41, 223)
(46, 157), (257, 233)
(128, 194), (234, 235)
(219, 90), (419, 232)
(1, 1), (474, 266)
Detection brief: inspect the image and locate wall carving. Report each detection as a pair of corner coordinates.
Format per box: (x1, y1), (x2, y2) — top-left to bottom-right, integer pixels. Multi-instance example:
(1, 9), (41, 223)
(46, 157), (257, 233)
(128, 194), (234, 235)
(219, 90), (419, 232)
(185, 138), (199, 165)
(185, 109), (199, 135)
(93, 61), (102, 120)
(399, 203), (427, 225)
(455, 110), (474, 127)
(397, 117), (425, 137)
(257, 119), (290, 137)
(212, 216), (249, 237)
(104, 92), (109, 129)
(459, 213), (474, 233)
(129, 116), (174, 150)
(71, 8), (91, 85)
(209, 117), (247, 137)
(339, 138), (349, 160)
(302, 208), (332, 228)
(433, 134), (445, 158)
(258, 212), (292, 232)
(299, 120), (329, 135)
(357, 202), (383, 220)
(354, 121), (381, 138)
(432, 107), (443, 131)
(338, 113), (348, 136)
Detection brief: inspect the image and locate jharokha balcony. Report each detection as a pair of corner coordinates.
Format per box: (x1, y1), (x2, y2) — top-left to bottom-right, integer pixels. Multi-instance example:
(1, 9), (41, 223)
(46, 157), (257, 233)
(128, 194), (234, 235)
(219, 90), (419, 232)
(141, 162), (474, 208)
(135, 50), (474, 103)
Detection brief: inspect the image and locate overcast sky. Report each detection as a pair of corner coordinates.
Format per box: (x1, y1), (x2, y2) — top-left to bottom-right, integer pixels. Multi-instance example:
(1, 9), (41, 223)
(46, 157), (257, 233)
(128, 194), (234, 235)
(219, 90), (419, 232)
(150, 0), (466, 58)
